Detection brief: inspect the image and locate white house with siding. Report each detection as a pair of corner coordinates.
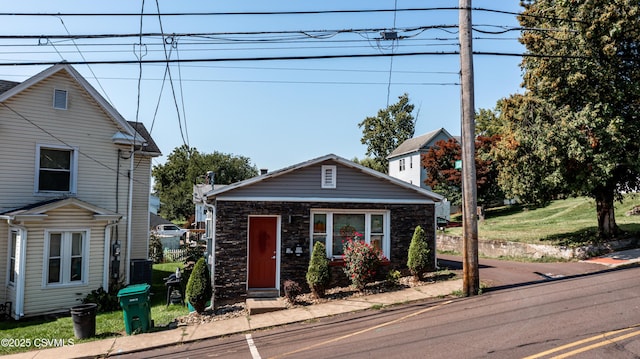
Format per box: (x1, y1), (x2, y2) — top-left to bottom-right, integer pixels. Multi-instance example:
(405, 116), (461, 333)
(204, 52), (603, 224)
(0, 64), (161, 319)
(387, 128), (457, 189)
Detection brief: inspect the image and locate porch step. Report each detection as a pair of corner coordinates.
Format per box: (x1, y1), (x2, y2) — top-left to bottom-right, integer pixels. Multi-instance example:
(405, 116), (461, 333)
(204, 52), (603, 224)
(247, 289), (279, 298)
(246, 298), (287, 315)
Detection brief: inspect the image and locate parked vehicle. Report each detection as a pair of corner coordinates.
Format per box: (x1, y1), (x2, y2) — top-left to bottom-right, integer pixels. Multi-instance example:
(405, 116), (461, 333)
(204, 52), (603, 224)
(153, 224), (188, 238)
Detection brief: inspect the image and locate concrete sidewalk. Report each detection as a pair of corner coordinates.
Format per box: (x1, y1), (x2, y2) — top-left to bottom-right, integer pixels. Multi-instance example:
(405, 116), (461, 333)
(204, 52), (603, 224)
(581, 248), (640, 267)
(5, 280), (463, 359)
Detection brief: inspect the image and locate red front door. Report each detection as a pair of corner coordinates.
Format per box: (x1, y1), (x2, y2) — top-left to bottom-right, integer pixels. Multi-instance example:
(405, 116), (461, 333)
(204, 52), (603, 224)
(248, 216), (277, 288)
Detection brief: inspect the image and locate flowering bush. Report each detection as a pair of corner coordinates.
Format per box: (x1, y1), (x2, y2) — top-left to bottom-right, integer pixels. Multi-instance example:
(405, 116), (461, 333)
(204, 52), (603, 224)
(342, 239), (387, 291)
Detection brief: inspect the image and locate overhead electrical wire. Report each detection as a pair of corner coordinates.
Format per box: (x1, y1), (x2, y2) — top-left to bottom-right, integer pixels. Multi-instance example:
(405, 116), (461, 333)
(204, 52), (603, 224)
(155, 0), (189, 149)
(55, 15), (114, 105)
(0, 50), (617, 68)
(0, 7), (589, 25)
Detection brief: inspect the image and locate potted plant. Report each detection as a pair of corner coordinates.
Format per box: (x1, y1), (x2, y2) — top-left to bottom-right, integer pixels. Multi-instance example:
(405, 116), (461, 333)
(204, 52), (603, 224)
(185, 257), (212, 313)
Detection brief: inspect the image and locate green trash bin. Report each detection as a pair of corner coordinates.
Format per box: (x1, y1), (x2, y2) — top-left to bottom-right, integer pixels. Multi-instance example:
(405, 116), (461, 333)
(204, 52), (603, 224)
(117, 283), (152, 335)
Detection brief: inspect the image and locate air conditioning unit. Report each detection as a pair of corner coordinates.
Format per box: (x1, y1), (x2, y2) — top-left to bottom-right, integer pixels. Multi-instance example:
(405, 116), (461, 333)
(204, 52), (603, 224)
(130, 259), (153, 285)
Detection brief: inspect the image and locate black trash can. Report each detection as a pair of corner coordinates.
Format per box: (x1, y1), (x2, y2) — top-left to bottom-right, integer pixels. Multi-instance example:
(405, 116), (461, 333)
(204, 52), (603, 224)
(70, 303), (97, 339)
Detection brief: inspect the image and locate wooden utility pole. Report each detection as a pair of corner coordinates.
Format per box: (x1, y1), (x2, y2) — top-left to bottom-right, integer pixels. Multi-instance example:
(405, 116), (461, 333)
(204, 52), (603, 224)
(459, 0), (480, 296)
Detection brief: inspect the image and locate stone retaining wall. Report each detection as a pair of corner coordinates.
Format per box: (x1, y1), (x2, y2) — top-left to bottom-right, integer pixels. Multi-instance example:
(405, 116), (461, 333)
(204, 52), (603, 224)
(437, 234), (639, 260)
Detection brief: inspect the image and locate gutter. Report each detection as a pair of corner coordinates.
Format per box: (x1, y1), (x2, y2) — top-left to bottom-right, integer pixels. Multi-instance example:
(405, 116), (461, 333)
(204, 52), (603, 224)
(125, 145), (135, 284)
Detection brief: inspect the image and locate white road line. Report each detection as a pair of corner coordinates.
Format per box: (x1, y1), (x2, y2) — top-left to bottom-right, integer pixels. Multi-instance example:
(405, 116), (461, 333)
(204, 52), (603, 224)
(246, 334), (262, 359)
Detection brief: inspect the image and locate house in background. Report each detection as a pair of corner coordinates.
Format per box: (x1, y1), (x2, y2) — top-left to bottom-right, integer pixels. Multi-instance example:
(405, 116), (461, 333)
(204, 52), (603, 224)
(387, 128), (457, 189)
(0, 64), (161, 319)
(202, 154), (442, 305)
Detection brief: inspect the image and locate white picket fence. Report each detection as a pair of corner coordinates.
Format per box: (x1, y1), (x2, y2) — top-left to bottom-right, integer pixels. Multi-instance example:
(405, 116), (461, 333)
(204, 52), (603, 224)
(163, 248), (188, 262)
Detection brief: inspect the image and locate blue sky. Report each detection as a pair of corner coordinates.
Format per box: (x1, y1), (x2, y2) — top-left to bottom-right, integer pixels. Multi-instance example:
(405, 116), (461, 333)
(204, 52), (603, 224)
(0, 0), (524, 172)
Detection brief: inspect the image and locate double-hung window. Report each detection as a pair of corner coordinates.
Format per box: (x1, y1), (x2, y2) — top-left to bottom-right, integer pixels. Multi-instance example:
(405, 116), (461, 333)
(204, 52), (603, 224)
(36, 144), (78, 194)
(399, 158), (406, 171)
(45, 230), (87, 286)
(311, 210), (390, 259)
(8, 231), (17, 284)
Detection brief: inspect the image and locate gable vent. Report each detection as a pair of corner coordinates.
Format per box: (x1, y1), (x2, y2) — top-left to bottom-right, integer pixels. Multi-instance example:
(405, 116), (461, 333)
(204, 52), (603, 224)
(321, 165), (337, 189)
(53, 89), (68, 110)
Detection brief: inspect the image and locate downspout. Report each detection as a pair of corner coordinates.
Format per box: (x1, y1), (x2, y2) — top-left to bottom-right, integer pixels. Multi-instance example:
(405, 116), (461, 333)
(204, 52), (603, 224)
(103, 221), (119, 292)
(125, 146), (135, 284)
(2, 216), (26, 319)
(204, 203), (216, 309)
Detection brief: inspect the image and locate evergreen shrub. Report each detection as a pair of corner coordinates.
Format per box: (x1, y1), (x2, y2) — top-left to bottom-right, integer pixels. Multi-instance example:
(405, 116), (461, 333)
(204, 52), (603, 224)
(407, 225), (431, 281)
(185, 257), (212, 313)
(306, 242), (330, 298)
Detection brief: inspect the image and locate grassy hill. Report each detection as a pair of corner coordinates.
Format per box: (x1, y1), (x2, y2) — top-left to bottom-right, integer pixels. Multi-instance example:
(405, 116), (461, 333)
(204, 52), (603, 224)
(445, 194), (640, 246)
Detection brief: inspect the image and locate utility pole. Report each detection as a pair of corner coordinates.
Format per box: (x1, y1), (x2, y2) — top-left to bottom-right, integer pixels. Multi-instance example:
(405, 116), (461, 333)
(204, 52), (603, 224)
(459, 0), (479, 296)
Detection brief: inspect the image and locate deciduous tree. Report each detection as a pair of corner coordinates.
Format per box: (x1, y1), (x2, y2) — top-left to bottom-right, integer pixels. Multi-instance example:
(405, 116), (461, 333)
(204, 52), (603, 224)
(422, 136), (502, 207)
(497, 0), (640, 238)
(358, 93), (416, 173)
(152, 145), (258, 221)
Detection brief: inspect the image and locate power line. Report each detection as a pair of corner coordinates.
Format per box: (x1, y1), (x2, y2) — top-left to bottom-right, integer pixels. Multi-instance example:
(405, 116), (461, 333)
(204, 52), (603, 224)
(0, 24), (461, 40)
(155, 0), (189, 149)
(0, 50), (624, 68)
(0, 7), (587, 24)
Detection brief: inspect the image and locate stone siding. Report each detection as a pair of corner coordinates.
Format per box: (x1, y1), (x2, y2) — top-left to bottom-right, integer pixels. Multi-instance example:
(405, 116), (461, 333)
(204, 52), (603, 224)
(214, 201), (435, 304)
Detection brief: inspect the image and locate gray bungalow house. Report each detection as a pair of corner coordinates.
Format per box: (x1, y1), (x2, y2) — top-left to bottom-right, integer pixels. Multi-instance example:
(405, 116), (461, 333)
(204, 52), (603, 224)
(202, 154), (443, 304)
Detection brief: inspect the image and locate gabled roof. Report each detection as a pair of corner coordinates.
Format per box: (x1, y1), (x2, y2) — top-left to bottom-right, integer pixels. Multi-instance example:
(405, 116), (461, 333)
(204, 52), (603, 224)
(1, 197), (122, 222)
(0, 80), (19, 95)
(0, 63), (160, 156)
(205, 153), (443, 202)
(128, 121), (162, 156)
(387, 128), (455, 159)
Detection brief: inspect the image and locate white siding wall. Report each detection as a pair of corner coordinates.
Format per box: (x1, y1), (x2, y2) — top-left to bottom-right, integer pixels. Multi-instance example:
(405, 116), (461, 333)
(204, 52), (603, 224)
(0, 69), (154, 311)
(21, 206), (107, 317)
(0, 72), (136, 212)
(388, 153), (423, 187)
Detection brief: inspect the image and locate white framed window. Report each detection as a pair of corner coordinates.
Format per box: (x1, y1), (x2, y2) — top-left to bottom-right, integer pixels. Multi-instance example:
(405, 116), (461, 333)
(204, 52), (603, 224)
(35, 144), (78, 194)
(44, 230), (88, 287)
(409, 156), (413, 169)
(321, 165), (337, 189)
(53, 89), (68, 110)
(399, 158), (406, 171)
(8, 230), (17, 284)
(310, 210), (390, 259)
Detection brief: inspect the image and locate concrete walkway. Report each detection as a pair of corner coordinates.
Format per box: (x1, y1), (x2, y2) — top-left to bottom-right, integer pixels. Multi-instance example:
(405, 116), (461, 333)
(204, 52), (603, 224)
(581, 248), (640, 267)
(5, 280), (463, 359)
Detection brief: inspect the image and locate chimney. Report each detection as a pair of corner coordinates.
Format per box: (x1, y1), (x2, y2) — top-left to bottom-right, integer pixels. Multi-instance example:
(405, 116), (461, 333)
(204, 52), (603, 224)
(260, 168), (268, 175)
(206, 171), (215, 185)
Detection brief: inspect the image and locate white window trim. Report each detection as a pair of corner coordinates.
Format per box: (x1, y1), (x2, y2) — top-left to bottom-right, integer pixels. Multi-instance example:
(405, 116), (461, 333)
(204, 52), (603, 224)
(53, 89), (68, 110)
(35, 143), (79, 195)
(399, 158), (406, 172)
(42, 229), (90, 288)
(310, 209), (390, 260)
(321, 165), (337, 189)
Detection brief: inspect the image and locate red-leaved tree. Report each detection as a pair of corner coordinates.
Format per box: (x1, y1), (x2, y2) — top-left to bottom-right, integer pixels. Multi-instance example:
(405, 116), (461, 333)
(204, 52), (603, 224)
(421, 136), (502, 207)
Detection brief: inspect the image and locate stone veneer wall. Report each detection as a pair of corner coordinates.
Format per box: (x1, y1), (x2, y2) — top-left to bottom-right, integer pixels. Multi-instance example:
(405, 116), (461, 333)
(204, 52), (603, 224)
(213, 201), (435, 304)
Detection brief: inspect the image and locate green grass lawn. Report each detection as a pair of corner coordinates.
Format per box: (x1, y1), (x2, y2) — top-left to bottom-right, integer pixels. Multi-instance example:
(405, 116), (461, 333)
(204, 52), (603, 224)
(444, 194), (640, 246)
(0, 262), (190, 356)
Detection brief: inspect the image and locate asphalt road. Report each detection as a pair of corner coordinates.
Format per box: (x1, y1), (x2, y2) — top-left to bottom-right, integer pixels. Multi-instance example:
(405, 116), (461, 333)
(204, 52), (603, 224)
(119, 260), (639, 359)
(437, 254), (608, 290)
